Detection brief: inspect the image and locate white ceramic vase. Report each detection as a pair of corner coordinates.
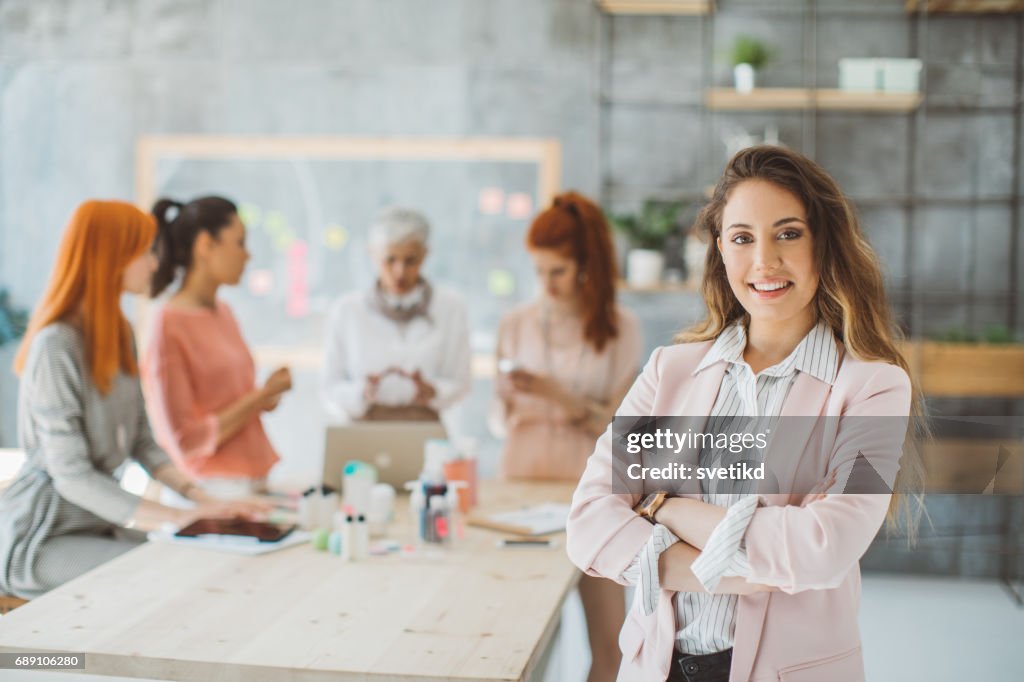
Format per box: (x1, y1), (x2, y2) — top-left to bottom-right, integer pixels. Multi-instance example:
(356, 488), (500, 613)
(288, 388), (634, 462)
(734, 63), (756, 93)
(627, 249), (665, 289)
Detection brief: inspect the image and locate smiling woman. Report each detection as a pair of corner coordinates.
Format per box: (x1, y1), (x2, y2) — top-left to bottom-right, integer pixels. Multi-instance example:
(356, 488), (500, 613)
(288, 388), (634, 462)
(717, 179), (819, 373)
(566, 146), (923, 682)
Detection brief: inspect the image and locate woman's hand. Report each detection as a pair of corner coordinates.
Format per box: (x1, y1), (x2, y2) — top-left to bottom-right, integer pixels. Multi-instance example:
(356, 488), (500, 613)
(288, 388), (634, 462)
(363, 372), (383, 403)
(496, 371), (516, 400)
(507, 368), (594, 425)
(409, 370), (437, 406)
(175, 498), (270, 528)
(260, 367), (292, 409)
(508, 369), (562, 401)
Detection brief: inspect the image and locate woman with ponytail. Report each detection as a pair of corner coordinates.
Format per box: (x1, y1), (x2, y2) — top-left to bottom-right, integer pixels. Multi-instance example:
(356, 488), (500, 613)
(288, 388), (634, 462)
(490, 191), (643, 682)
(0, 201), (266, 599)
(141, 196), (291, 499)
(565, 146), (922, 681)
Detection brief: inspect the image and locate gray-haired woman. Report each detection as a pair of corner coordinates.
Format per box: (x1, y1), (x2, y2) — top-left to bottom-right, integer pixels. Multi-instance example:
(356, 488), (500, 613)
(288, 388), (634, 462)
(321, 207), (471, 425)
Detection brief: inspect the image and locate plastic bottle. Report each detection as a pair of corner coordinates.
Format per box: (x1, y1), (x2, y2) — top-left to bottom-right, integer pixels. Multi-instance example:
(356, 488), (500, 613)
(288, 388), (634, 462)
(367, 483), (395, 536)
(408, 484), (426, 546)
(298, 489), (316, 531)
(445, 482), (467, 544)
(422, 439), (451, 486)
(328, 531), (343, 556)
(340, 514), (354, 562)
(427, 494), (450, 545)
(354, 514), (370, 559)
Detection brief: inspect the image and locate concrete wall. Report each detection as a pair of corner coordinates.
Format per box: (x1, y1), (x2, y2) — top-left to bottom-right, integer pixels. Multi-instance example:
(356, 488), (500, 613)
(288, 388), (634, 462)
(0, 0), (1021, 577)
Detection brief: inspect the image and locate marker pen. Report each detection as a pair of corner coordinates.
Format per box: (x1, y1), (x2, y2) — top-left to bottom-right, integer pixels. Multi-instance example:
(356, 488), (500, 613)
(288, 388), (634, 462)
(496, 538), (559, 549)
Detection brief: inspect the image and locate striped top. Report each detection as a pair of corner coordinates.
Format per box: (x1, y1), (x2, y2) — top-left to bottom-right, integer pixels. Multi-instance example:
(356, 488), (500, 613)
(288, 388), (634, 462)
(622, 320), (840, 655)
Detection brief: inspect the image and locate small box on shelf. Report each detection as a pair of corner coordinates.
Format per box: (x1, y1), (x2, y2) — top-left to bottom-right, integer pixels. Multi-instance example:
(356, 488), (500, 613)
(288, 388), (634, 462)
(839, 58), (922, 94)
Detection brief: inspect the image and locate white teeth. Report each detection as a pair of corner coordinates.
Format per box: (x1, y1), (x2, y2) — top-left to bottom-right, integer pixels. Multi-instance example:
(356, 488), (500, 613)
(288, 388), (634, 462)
(751, 281), (790, 292)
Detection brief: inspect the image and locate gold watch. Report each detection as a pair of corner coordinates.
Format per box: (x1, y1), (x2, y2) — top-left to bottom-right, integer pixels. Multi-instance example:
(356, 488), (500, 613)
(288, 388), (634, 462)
(634, 491), (669, 522)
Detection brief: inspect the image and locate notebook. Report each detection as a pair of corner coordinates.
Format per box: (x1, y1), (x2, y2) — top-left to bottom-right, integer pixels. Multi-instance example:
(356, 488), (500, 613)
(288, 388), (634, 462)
(468, 502), (570, 536)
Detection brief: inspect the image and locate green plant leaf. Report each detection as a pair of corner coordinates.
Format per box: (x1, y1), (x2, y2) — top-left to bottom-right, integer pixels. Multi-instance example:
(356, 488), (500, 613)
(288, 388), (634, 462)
(607, 200), (686, 250)
(731, 35), (772, 69)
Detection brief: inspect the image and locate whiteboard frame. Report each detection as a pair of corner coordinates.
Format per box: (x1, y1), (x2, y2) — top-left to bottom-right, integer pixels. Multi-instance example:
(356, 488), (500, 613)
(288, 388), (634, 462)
(133, 135), (563, 376)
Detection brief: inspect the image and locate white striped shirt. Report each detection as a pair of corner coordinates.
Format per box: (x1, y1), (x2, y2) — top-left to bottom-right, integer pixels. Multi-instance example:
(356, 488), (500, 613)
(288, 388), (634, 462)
(621, 320), (840, 655)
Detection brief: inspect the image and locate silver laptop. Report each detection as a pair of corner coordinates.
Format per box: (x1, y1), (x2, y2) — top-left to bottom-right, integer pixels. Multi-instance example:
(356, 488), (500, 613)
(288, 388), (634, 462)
(322, 421), (447, 490)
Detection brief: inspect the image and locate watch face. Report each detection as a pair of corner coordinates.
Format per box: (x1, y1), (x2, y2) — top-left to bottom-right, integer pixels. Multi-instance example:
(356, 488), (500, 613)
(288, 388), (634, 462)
(639, 493), (662, 516)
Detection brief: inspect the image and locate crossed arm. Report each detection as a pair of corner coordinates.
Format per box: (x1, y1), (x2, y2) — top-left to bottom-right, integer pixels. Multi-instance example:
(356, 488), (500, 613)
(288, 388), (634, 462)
(566, 346), (911, 597)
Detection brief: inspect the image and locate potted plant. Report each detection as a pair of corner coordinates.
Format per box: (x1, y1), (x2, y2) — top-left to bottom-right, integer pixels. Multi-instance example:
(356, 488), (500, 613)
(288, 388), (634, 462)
(609, 200), (683, 289)
(0, 288), (27, 346)
(731, 36), (772, 94)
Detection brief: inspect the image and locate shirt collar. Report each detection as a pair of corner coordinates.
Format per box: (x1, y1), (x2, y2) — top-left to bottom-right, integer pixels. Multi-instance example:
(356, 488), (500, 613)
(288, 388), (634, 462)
(693, 319), (840, 385)
(380, 282), (425, 310)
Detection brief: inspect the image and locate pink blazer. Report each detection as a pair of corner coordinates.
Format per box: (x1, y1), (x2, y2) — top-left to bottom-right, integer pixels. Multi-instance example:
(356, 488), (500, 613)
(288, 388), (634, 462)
(566, 340), (911, 682)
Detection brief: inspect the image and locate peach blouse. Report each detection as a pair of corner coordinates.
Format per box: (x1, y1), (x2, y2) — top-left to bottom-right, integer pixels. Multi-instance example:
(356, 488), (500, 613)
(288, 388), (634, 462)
(141, 301), (278, 480)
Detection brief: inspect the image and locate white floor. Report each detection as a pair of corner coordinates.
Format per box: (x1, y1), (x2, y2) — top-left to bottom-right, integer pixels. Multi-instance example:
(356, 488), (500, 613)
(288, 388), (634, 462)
(4, 574), (1023, 681)
(859, 574), (1024, 681)
(544, 573), (1024, 682)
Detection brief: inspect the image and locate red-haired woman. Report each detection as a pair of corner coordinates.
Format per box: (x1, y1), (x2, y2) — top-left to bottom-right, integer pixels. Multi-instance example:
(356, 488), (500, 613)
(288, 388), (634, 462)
(490, 191), (643, 682)
(0, 201), (267, 599)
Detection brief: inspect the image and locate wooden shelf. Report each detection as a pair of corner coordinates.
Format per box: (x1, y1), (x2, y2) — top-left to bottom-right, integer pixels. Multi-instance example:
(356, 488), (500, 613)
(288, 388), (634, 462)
(595, 0), (713, 15)
(906, 0), (1024, 13)
(923, 438), (1024, 494)
(902, 341), (1024, 398)
(705, 88), (923, 113)
(618, 279), (698, 293)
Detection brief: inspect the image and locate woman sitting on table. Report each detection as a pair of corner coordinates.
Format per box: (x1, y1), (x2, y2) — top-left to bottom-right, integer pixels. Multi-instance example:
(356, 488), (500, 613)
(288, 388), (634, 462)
(490, 191), (643, 682)
(0, 200), (266, 599)
(321, 207), (471, 425)
(566, 146), (922, 682)
(141, 196), (291, 500)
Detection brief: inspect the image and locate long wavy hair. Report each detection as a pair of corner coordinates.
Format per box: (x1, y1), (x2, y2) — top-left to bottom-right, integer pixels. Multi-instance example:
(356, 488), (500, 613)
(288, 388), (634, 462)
(14, 200), (156, 394)
(678, 145), (924, 539)
(527, 191), (620, 353)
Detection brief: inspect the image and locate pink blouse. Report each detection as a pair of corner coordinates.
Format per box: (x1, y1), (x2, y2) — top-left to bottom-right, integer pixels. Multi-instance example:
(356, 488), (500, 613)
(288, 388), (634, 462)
(492, 301), (643, 481)
(141, 301), (278, 480)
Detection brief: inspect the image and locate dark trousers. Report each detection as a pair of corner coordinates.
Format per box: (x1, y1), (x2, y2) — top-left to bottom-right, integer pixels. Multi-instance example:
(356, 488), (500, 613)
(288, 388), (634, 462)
(666, 648), (733, 682)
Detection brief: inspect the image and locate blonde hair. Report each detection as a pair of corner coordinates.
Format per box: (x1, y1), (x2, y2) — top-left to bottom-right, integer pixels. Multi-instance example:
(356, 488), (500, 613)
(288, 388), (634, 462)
(679, 145), (924, 541)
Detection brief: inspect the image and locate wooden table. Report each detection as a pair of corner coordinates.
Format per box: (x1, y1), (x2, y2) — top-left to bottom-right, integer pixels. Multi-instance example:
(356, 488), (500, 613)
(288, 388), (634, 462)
(0, 480), (579, 681)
